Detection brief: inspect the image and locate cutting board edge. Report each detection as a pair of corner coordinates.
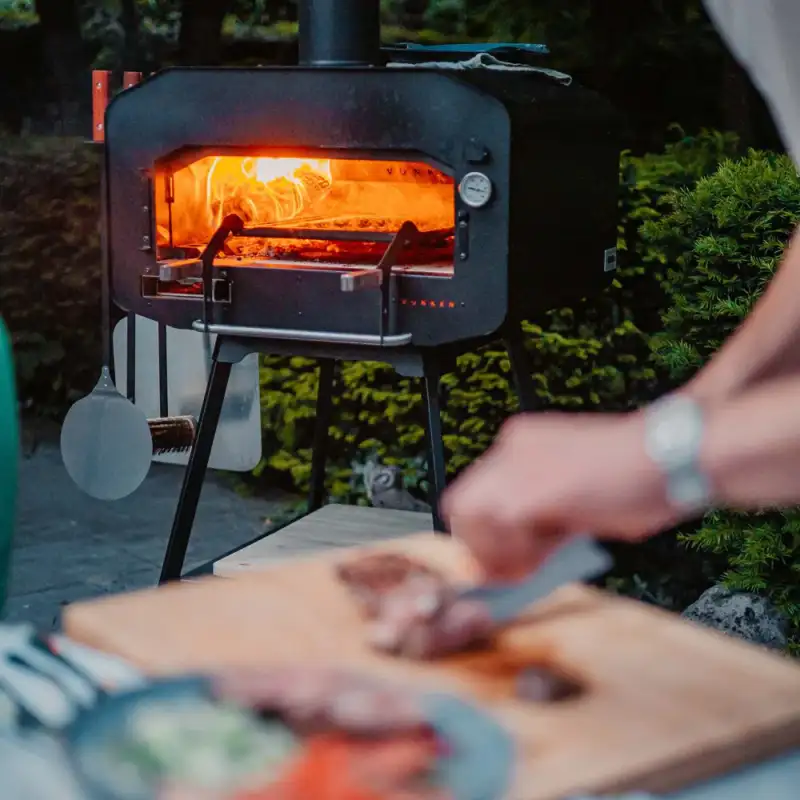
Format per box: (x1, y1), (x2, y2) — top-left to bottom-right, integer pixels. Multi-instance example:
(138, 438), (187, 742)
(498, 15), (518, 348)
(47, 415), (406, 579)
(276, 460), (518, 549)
(562, 714), (800, 800)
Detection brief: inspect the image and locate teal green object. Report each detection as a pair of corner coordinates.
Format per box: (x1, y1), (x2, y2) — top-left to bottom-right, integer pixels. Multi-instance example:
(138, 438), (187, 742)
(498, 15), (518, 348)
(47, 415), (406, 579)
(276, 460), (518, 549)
(0, 317), (18, 616)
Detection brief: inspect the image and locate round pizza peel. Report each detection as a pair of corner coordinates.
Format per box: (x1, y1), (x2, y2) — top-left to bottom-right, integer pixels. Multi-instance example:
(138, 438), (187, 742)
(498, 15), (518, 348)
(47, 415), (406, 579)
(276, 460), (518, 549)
(60, 366), (153, 502)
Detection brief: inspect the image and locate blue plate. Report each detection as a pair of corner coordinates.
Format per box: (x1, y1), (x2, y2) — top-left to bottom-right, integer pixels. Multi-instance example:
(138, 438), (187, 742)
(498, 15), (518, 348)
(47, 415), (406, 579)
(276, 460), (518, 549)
(65, 674), (515, 800)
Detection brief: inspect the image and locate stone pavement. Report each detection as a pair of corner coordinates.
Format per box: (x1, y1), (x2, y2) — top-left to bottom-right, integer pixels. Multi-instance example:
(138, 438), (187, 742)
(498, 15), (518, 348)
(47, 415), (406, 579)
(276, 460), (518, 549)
(6, 436), (294, 631)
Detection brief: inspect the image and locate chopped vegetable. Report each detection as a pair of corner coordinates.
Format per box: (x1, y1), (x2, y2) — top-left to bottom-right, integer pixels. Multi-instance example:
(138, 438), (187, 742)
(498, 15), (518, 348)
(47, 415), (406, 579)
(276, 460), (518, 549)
(234, 732), (441, 800)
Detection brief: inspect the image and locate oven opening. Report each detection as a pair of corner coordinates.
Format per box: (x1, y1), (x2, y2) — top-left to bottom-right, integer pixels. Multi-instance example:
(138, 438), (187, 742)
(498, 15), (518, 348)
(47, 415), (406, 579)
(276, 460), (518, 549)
(154, 155), (455, 282)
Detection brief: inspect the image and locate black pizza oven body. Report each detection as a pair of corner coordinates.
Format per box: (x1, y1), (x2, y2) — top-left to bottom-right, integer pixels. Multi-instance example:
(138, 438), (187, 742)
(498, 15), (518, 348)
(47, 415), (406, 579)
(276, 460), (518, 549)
(103, 63), (621, 348)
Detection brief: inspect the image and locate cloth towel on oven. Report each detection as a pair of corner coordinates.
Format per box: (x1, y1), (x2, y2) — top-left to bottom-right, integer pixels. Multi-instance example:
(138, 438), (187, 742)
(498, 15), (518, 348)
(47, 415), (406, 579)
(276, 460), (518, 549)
(387, 52), (573, 85)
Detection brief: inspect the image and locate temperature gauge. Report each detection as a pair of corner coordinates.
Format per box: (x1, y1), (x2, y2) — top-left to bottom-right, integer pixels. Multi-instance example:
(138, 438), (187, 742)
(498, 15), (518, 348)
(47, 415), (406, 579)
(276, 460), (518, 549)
(458, 172), (493, 209)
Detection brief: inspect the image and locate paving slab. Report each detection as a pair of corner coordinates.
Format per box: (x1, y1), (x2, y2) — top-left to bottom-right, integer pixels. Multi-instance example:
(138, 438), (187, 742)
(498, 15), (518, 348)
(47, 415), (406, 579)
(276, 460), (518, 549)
(6, 437), (295, 631)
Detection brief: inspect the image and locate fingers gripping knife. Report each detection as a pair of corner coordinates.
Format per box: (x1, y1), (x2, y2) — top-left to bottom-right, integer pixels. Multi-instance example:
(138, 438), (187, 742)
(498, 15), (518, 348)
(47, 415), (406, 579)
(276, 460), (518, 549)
(458, 536), (613, 625)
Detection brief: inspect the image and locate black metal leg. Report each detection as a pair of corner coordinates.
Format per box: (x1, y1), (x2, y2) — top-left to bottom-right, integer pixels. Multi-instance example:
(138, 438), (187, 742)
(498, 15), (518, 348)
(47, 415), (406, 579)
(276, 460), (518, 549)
(422, 353), (447, 533)
(159, 346), (232, 584)
(307, 359), (336, 513)
(505, 331), (538, 412)
(126, 312), (136, 403)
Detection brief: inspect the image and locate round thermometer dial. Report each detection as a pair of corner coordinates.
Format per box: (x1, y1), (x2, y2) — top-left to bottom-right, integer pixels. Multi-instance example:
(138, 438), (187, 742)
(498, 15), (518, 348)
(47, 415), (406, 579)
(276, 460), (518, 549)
(458, 172), (493, 209)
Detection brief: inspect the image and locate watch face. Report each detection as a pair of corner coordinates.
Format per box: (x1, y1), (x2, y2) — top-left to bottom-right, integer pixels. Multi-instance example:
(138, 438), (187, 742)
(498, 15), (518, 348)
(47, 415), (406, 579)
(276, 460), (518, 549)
(458, 172), (493, 208)
(648, 397), (704, 465)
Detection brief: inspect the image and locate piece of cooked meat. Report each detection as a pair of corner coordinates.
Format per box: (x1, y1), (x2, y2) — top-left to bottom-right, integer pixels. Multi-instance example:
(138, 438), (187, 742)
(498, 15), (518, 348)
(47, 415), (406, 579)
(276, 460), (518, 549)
(366, 576), (496, 660)
(336, 553), (448, 620)
(337, 551), (497, 660)
(212, 667), (428, 736)
(515, 666), (583, 703)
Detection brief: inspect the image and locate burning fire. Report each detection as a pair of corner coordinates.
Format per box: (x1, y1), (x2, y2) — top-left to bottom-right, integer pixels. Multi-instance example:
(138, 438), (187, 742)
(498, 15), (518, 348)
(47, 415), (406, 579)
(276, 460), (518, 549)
(156, 155), (455, 263)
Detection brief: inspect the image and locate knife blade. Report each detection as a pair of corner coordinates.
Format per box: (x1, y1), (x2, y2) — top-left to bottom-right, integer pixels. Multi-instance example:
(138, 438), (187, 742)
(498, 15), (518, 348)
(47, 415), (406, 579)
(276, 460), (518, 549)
(456, 535), (613, 625)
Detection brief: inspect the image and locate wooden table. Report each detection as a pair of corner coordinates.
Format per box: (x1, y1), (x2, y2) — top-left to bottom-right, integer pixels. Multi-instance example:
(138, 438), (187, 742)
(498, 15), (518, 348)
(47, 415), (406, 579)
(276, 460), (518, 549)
(64, 513), (800, 800)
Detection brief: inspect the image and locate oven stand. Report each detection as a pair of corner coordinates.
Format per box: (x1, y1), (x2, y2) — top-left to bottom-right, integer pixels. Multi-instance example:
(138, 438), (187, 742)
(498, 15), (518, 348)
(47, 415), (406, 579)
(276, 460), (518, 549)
(421, 352), (447, 532)
(159, 337), (233, 584)
(159, 325), (538, 584)
(505, 330), (538, 413)
(159, 334), (451, 584)
(307, 358), (337, 513)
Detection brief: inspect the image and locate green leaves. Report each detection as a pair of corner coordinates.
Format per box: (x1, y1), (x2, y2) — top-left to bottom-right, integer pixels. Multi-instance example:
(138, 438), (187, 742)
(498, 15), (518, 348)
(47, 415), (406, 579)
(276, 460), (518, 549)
(645, 149), (800, 384)
(256, 305), (658, 501)
(0, 136), (103, 417)
(678, 509), (800, 639)
(650, 148), (800, 647)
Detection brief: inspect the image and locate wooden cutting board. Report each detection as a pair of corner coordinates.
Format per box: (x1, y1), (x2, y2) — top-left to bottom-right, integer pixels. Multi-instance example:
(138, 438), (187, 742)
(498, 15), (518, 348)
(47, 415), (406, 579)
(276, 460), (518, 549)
(64, 533), (800, 800)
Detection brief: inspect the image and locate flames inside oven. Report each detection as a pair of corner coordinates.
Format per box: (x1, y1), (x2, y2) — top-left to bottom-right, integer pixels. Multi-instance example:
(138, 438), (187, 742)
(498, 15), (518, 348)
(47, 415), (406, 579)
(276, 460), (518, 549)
(155, 155), (456, 277)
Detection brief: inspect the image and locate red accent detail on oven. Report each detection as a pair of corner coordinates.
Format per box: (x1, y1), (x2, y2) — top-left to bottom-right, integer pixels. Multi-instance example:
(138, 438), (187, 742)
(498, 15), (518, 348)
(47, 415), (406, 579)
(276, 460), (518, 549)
(123, 72), (143, 90)
(401, 299), (457, 308)
(93, 71), (144, 143)
(92, 71), (111, 143)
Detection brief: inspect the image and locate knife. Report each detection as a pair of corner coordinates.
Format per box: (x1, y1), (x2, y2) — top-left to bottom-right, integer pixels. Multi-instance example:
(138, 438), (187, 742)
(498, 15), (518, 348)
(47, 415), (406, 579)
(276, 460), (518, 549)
(456, 535), (613, 625)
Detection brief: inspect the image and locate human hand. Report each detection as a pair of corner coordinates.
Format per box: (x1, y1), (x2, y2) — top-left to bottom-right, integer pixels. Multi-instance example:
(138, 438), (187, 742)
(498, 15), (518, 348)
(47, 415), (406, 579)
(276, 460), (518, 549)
(440, 411), (680, 580)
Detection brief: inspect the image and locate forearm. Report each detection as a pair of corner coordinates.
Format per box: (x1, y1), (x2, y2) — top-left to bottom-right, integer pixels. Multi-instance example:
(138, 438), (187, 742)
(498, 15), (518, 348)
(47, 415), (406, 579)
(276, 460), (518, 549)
(683, 226), (800, 404)
(700, 376), (800, 509)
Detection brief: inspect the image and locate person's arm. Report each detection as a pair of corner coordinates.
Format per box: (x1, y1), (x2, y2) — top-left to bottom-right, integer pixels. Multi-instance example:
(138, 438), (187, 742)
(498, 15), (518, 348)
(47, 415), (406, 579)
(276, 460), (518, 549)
(700, 374), (800, 509)
(682, 228), (800, 404)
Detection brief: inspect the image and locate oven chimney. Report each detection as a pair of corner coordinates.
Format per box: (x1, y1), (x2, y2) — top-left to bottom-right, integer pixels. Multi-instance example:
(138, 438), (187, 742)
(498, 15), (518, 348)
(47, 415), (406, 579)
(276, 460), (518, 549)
(298, 0), (381, 67)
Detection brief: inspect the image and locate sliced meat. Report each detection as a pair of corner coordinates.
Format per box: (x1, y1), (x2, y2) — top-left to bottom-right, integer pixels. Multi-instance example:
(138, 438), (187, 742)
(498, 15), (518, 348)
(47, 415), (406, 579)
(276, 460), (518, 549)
(336, 553), (447, 620)
(337, 552), (497, 659)
(515, 666), (583, 703)
(212, 667), (427, 736)
(368, 584), (496, 660)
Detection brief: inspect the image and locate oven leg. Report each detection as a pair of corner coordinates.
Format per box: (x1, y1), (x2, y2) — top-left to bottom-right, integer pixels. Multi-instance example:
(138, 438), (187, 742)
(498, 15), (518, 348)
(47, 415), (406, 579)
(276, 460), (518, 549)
(307, 358), (336, 513)
(159, 346), (232, 584)
(505, 330), (538, 413)
(422, 353), (448, 533)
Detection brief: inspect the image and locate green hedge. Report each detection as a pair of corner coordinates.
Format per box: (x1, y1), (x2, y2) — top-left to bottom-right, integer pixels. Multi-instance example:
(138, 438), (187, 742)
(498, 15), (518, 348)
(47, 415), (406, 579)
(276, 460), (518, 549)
(258, 316), (656, 500)
(644, 150), (800, 642)
(0, 137), (102, 417)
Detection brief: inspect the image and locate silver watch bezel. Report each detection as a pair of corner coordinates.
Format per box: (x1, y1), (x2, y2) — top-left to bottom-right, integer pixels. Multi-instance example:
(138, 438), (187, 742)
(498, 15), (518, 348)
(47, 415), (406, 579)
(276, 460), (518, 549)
(644, 395), (713, 514)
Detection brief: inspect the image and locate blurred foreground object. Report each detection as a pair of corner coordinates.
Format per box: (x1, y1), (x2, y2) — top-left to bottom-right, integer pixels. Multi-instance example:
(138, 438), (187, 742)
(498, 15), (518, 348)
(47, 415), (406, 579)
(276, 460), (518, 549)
(704, 0), (800, 165)
(0, 318), (18, 617)
(0, 731), (85, 800)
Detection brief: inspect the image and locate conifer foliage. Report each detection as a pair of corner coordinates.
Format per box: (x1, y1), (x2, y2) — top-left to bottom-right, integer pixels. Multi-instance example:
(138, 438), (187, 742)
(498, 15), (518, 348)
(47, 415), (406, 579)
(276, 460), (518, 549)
(644, 150), (800, 643)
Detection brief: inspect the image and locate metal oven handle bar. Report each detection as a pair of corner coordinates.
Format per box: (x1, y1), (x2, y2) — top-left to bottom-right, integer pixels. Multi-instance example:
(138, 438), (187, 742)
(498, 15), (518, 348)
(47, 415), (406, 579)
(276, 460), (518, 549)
(190, 321), (412, 347)
(241, 220), (421, 340)
(199, 214), (246, 358)
(239, 226), (395, 243)
(196, 214), (421, 346)
(235, 225), (451, 244)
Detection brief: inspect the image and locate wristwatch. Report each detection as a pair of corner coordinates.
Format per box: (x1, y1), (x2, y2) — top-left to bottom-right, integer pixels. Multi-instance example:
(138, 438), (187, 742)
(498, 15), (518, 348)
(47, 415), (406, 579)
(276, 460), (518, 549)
(643, 394), (713, 515)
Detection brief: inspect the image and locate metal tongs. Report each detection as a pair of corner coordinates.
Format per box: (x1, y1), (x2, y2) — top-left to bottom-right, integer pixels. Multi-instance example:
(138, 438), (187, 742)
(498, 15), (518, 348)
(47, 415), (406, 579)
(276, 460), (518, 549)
(456, 535), (613, 626)
(0, 625), (145, 730)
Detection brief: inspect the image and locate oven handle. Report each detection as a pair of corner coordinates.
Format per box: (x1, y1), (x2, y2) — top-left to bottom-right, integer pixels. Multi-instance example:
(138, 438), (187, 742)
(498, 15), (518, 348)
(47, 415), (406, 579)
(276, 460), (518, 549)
(191, 321), (412, 347)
